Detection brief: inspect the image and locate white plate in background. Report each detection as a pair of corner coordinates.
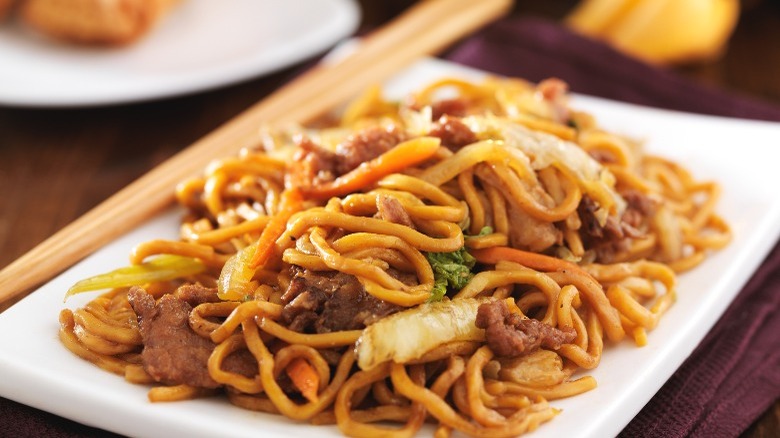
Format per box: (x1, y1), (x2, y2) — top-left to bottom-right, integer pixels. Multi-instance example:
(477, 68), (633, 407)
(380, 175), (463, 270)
(1, 58), (779, 437)
(0, 0), (360, 107)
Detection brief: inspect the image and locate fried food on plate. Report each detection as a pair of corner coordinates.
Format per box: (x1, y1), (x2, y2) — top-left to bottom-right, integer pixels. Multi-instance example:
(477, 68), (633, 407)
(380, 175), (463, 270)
(20, 0), (181, 45)
(0, 0), (17, 20)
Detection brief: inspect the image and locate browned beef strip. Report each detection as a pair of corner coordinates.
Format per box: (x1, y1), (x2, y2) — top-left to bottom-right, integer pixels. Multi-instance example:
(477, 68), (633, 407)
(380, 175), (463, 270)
(289, 125), (407, 189)
(621, 189), (658, 228)
(315, 276), (401, 333)
(335, 125), (406, 175)
(281, 281), (329, 333)
(578, 196), (605, 239)
(624, 189), (657, 216)
(429, 115), (477, 151)
(604, 215), (642, 240)
(222, 350), (259, 379)
(475, 300), (576, 358)
(174, 283), (220, 306)
(289, 137), (340, 188)
(128, 287), (218, 388)
(128, 287), (256, 389)
(280, 268), (402, 334)
(430, 98), (470, 120)
(537, 78), (571, 124)
(376, 194), (415, 228)
(580, 194), (652, 240)
(577, 195), (646, 262)
(386, 267), (420, 287)
(577, 196), (642, 243)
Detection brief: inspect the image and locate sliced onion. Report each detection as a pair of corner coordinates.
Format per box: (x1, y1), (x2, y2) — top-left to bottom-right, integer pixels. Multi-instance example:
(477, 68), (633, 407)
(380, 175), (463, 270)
(65, 255), (205, 301)
(217, 242), (258, 301)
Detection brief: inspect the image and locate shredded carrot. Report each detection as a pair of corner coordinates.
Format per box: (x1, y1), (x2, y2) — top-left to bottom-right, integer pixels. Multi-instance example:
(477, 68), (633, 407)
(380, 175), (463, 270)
(249, 188), (303, 269)
(470, 246), (592, 278)
(285, 357), (319, 403)
(302, 137), (441, 199)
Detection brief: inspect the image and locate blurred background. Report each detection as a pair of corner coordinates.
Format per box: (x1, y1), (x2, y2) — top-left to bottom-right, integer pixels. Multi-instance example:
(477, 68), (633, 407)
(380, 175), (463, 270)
(362, 0), (780, 105)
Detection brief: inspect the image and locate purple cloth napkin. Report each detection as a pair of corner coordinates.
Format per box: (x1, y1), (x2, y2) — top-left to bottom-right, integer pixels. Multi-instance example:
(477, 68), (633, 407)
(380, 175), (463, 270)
(445, 17), (780, 122)
(3, 16), (779, 438)
(446, 17), (780, 438)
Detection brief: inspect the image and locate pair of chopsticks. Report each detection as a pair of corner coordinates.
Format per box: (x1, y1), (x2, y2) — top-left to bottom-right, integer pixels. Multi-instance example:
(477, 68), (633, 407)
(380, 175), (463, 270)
(0, 0), (513, 310)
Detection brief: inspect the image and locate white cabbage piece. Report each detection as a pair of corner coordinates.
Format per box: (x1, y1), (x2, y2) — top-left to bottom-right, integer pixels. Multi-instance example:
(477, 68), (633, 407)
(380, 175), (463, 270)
(355, 298), (491, 370)
(463, 115), (626, 214)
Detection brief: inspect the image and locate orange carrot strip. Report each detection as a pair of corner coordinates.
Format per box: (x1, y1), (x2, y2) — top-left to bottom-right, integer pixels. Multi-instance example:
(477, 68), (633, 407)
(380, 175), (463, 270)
(470, 246), (591, 278)
(285, 357), (320, 403)
(249, 188), (303, 269)
(302, 137), (441, 200)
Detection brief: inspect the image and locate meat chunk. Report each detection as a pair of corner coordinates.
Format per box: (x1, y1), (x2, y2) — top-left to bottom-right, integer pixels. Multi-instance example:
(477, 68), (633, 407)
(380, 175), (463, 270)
(430, 98), (470, 120)
(579, 195), (645, 240)
(289, 137), (339, 188)
(316, 277), (400, 333)
(174, 283), (220, 306)
(578, 196), (604, 238)
(335, 125), (406, 175)
(621, 189), (658, 229)
(128, 286), (256, 389)
(475, 300), (576, 358)
(578, 195), (647, 262)
(280, 268), (402, 334)
(128, 287), (217, 388)
(623, 190), (657, 216)
(289, 125), (407, 189)
(280, 277), (329, 333)
(376, 194), (414, 228)
(429, 115), (478, 151)
(537, 78), (570, 124)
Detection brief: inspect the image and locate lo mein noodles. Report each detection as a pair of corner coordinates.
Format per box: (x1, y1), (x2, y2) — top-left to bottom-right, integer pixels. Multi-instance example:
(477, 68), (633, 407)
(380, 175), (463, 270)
(60, 75), (730, 437)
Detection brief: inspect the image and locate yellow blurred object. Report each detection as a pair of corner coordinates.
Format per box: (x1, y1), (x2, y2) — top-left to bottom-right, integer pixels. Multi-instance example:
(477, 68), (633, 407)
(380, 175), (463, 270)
(565, 0), (741, 65)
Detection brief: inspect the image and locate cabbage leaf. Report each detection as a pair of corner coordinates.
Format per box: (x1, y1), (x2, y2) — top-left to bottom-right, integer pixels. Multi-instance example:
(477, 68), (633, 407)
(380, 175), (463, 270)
(425, 227), (490, 301)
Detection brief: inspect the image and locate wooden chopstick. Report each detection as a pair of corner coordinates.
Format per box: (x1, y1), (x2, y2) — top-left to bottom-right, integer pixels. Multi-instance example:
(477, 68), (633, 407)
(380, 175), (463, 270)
(0, 0), (513, 310)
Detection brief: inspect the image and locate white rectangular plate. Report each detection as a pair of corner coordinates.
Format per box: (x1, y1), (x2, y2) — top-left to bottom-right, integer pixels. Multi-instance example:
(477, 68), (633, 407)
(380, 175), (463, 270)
(2, 58), (779, 438)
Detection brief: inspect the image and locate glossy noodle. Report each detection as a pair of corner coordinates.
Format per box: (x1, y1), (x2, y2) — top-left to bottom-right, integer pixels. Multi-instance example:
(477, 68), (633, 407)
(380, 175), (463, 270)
(59, 75), (730, 437)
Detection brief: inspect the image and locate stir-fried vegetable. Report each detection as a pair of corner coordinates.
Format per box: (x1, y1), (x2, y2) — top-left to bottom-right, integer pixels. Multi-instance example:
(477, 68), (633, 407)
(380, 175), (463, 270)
(470, 246), (590, 277)
(249, 188), (303, 269)
(286, 358), (320, 403)
(355, 298), (491, 370)
(301, 137), (441, 200)
(425, 227), (490, 302)
(64, 255), (205, 300)
(218, 241), (258, 301)
(426, 248), (477, 302)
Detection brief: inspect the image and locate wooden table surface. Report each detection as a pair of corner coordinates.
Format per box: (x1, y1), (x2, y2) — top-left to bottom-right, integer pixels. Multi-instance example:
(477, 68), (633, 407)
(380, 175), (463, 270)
(0, 0), (777, 436)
